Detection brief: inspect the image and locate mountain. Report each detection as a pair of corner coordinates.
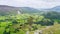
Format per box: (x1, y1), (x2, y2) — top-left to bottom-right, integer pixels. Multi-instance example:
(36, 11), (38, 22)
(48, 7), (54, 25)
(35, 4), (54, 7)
(50, 6), (60, 11)
(19, 7), (40, 13)
(40, 6), (60, 12)
(0, 5), (40, 16)
(1, 5), (60, 16)
(0, 5), (19, 15)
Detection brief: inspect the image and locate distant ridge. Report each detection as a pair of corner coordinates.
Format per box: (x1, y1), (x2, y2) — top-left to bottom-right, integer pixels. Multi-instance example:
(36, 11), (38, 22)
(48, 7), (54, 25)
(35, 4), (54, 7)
(40, 6), (60, 12)
(0, 5), (40, 15)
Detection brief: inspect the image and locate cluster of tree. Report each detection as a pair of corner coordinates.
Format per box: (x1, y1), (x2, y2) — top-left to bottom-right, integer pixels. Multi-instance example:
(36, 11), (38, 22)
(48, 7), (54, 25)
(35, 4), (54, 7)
(35, 18), (54, 26)
(42, 11), (60, 19)
(0, 12), (60, 34)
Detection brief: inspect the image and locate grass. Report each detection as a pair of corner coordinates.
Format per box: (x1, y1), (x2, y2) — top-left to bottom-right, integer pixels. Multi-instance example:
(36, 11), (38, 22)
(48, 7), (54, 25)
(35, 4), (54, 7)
(0, 27), (5, 34)
(29, 23), (60, 34)
(42, 23), (60, 34)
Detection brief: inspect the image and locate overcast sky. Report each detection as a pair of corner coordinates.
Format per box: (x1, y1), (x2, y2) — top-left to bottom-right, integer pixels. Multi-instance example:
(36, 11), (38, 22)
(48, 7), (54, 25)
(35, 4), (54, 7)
(0, 0), (60, 9)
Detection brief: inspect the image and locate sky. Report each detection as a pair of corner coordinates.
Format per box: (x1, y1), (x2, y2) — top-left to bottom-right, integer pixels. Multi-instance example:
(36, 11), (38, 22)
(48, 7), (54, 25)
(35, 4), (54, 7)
(0, 0), (60, 9)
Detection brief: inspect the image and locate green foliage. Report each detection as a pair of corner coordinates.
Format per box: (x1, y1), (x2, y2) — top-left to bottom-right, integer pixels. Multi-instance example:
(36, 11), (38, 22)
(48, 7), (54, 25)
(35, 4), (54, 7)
(0, 13), (60, 34)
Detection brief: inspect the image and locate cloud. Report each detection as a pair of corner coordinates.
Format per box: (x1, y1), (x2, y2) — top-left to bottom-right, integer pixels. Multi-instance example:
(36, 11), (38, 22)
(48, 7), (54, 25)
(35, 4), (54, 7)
(41, 0), (60, 2)
(0, 0), (60, 9)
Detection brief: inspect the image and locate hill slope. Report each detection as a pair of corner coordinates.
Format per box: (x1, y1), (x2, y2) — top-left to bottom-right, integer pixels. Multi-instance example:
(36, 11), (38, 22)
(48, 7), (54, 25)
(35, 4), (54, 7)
(41, 6), (60, 12)
(0, 5), (40, 15)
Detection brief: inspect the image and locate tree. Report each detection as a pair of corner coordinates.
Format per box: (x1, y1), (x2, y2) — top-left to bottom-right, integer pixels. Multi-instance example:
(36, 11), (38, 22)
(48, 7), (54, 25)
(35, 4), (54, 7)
(27, 16), (34, 31)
